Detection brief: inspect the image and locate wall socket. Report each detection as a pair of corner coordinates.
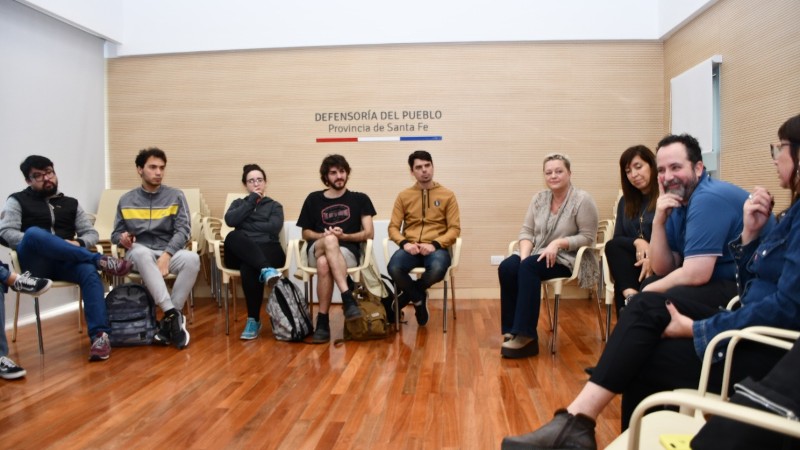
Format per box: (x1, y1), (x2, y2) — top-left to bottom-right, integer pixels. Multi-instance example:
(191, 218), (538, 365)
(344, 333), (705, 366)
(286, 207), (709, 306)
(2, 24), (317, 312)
(490, 255), (504, 265)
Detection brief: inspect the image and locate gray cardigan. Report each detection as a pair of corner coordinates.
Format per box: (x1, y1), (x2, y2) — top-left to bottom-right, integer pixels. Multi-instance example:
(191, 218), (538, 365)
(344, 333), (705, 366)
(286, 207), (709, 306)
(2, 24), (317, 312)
(517, 186), (599, 281)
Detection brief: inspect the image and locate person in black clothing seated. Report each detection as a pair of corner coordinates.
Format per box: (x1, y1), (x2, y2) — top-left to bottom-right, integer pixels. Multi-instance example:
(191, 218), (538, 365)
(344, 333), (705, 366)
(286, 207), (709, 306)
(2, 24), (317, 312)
(223, 163), (286, 340)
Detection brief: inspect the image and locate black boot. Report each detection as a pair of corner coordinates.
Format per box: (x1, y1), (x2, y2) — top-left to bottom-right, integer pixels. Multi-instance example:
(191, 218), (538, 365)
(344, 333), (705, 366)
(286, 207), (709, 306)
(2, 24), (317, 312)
(341, 290), (362, 321)
(311, 313), (330, 344)
(501, 409), (597, 450)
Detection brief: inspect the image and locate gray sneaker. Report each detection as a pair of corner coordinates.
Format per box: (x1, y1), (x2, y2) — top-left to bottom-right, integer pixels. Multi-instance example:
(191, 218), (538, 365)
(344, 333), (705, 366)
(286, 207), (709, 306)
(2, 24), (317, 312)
(501, 409), (597, 450)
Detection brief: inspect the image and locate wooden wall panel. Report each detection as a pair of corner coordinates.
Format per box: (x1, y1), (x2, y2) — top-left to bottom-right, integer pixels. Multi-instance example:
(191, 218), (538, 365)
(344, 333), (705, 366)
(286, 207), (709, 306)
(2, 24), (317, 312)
(664, 0), (800, 210)
(107, 42), (665, 299)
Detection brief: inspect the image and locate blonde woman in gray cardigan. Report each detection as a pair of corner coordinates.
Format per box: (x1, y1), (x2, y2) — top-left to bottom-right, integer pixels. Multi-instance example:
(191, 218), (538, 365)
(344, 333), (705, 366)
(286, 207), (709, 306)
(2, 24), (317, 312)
(499, 153), (599, 358)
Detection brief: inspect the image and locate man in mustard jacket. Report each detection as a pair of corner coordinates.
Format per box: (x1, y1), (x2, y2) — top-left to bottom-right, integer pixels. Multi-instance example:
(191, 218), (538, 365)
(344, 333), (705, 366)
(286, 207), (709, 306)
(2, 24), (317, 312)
(388, 150), (460, 326)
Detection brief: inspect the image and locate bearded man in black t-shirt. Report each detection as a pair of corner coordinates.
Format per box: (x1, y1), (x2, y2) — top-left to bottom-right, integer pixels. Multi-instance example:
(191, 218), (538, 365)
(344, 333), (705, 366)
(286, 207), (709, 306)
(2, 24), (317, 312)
(297, 154), (376, 344)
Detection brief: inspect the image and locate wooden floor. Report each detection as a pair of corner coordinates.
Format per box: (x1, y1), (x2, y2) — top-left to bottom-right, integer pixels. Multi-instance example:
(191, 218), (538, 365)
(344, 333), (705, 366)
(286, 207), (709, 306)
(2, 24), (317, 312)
(1, 295), (620, 449)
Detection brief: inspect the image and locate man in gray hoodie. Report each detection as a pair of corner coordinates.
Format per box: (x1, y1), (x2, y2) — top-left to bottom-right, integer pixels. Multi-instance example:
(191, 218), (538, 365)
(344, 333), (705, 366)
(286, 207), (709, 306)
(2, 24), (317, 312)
(111, 148), (199, 349)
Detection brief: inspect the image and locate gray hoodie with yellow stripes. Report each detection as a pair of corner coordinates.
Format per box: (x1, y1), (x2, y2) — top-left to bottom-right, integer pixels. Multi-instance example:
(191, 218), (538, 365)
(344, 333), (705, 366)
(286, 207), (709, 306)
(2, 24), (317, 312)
(111, 185), (192, 255)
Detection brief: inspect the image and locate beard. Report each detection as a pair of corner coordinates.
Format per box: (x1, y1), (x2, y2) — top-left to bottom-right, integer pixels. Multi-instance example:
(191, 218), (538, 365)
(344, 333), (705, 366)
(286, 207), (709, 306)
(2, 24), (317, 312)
(663, 173), (698, 202)
(38, 181), (58, 197)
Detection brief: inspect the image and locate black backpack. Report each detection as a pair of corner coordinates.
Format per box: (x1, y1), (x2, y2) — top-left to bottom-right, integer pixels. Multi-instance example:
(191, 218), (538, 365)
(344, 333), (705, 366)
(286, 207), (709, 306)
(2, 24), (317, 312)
(105, 283), (158, 346)
(266, 278), (313, 341)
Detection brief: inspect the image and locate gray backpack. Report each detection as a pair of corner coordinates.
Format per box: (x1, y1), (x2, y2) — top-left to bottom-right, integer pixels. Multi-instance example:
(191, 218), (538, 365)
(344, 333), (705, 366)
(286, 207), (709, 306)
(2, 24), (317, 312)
(266, 278), (313, 341)
(105, 283), (158, 346)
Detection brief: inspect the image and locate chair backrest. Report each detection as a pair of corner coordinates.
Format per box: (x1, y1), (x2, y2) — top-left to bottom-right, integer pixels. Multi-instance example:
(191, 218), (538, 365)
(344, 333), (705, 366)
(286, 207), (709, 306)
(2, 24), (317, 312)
(94, 189), (128, 240)
(220, 192), (243, 239)
(447, 237), (462, 274)
(180, 188), (203, 217)
(612, 189), (623, 219)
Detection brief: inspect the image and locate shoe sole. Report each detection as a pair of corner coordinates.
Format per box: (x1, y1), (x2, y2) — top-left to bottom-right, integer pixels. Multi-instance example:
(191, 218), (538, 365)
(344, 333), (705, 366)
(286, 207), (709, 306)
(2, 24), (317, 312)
(0, 370), (27, 380)
(173, 315), (190, 350)
(26, 279), (53, 297)
(501, 341), (540, 358)
(89, 354), (110, 362)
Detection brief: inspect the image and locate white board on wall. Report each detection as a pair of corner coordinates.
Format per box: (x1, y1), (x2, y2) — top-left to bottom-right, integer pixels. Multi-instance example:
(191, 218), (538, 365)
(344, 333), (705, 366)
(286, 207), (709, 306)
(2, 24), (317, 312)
(670, 55), (722, 171)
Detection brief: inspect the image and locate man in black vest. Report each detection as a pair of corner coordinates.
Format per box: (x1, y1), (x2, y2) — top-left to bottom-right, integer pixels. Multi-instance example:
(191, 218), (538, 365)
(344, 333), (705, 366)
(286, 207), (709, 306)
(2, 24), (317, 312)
(0, 155), (132, 362)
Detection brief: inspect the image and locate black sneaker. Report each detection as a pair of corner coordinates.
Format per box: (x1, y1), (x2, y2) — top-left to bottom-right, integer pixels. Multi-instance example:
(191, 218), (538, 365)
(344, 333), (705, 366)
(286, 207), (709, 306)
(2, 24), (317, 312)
(154, 317), (171, 346)
(0, 356), (26, 380)
(413, 297), (429, 326)
(11, 271), (52, 296)
(167, 311), (190, 350)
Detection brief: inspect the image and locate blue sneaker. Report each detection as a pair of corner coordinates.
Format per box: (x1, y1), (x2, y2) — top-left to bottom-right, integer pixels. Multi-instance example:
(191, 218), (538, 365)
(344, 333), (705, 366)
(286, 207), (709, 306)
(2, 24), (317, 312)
(240, 318), (262, 340)
(259, 267), (281, 287)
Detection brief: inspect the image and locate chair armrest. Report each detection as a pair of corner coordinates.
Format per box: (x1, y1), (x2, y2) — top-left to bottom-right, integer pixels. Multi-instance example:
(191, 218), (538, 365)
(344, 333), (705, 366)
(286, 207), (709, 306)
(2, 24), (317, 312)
(625, 391), (800, 450)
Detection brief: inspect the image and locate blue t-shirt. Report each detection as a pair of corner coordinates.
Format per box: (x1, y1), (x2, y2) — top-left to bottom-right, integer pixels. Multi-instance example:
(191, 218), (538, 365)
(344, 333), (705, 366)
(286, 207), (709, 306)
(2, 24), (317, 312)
(665, 171), (749, 281)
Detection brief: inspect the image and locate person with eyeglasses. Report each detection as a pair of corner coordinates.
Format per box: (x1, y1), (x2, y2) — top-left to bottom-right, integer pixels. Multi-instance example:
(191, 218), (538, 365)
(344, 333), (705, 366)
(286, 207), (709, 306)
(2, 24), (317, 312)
(0, 155), (133, 362)
(501, 122), (799, 449)
(498, 152), (599, 358)
(222, 164), (286, 340)
(111, 147), (199, 350)
(297, 154), (376, 344)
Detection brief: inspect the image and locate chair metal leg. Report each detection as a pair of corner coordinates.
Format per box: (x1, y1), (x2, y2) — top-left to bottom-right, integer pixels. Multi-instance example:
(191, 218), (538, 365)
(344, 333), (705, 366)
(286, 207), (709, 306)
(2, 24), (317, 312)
(442, 281), (448, 333)
(78, 286), (84, 333)
(224, 281), (230, 335)
(450, 277), (456, 321)
(393, 281), (400, 331)
(12, 292), (20, 342)
(542, 285), (554, 331)
(593, 289), (606, 342)
(550, 293), (560, 354)
(34, 296), (44, 354)
(232, 281), (238, 322)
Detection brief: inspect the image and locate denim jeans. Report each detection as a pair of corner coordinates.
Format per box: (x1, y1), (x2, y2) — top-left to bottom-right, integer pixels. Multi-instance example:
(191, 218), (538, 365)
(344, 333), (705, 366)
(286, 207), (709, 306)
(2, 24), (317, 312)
(16, 227), (109, 337)
(498, 254), (571, 338)
(387, 248), (451, 303)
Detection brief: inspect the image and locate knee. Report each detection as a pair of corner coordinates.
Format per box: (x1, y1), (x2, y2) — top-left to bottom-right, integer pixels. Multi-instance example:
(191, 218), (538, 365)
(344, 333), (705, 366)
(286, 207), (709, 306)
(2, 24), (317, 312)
(184, 253), (201, 273)
(124, 244), (149, 261)
(498, 255), (520, 278)
(427, 258), (450, 279)
(321, 234), (339, 250)
(316, 256), (330, 274)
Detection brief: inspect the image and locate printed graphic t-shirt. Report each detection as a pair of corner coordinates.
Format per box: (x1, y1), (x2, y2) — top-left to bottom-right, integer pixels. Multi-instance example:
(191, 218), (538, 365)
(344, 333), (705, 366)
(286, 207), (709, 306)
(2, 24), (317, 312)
(296, 190), (376, 259)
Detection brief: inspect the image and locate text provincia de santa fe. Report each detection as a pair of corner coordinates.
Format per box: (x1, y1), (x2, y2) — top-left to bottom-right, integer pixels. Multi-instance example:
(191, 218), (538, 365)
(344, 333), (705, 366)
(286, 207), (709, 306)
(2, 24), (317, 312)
(315, 110), (442, 133)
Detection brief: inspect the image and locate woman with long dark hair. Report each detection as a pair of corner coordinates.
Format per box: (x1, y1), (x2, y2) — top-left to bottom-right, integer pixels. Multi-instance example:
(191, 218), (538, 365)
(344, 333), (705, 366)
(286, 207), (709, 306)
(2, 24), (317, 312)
(604, 145), (657, 316)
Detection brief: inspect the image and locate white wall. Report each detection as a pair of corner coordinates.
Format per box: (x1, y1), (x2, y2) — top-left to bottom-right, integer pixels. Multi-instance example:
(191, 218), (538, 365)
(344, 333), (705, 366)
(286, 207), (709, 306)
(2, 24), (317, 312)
(22, 0), (706, 58)
(1, 0), (106, 330)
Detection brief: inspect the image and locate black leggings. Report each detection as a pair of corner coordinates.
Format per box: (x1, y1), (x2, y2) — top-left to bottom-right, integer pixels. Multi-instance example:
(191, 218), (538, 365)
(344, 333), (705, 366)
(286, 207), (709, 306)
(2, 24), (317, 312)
(604, 237), (642, 317)
(589, 279), (782, 429)
(223, 229), (285, 320)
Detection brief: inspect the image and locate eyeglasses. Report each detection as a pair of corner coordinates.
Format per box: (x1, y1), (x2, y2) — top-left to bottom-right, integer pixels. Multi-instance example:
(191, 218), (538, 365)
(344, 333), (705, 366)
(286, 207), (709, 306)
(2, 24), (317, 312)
(246, 177), (265, 185)
(29, 168), (55, 182)
(770, 142), (790, 160)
